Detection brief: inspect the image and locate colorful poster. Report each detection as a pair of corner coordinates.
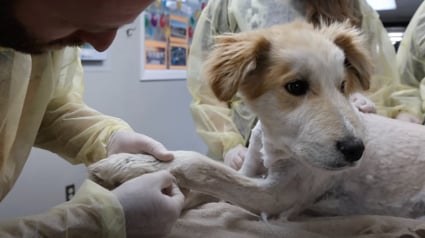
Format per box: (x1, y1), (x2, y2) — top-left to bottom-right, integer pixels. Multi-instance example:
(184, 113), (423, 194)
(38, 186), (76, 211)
(169, 15), (188, 44)
(145, 40), (167, 69)
(169, 42), (187, 69)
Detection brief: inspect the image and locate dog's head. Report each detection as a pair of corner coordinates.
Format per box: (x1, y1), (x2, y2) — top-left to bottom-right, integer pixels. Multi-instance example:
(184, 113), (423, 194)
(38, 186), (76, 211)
(206, 21), (372, 170)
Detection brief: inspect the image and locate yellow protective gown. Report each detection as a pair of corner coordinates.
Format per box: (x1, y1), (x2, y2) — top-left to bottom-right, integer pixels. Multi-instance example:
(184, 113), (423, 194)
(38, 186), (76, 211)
(0, 46), (131, 237)
(396, 1), (425, 122)
(187, 0), (408, 160)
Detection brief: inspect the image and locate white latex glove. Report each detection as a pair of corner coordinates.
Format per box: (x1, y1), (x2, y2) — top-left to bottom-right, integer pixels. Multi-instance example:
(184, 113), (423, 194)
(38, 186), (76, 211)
(112, 170), (184, 238)
(349, 92), (376, 113)
(395, 112), (421, 124)
(223, 144), (248, 170)
(108, 130), (173, 161)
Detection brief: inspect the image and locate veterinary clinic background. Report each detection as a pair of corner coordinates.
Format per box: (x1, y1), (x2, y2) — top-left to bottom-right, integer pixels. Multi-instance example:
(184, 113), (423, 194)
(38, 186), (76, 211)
(1, 0), (425, 237)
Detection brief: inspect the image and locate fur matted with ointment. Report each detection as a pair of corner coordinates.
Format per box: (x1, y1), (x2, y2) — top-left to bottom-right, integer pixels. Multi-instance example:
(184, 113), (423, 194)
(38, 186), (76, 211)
(88, 21), (425, 221)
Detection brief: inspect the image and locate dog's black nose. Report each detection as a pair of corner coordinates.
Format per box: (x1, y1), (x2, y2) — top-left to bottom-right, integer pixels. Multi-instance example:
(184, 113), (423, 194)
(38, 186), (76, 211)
(336, 137), (364, 163)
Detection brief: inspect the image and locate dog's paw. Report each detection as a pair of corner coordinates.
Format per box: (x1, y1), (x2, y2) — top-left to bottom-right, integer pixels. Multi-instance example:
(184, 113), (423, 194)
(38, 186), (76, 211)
(350, 92), (376, 113)
(88, 150), (210, 190)
(88, 153), (167, 190)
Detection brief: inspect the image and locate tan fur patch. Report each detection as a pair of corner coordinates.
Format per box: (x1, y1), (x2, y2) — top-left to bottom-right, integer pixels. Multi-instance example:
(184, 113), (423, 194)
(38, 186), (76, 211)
(206, 33), (270, 102)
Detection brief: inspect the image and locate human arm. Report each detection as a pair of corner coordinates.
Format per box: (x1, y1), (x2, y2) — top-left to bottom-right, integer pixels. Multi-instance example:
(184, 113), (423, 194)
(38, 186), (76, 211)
(187, 0), (249, 160)
(33, 47), (172, 164)
(358, 0), (419, 122)
(0, 171), (184, 238)
(396, 2), (425, 124)
(0, 180), (125, 238)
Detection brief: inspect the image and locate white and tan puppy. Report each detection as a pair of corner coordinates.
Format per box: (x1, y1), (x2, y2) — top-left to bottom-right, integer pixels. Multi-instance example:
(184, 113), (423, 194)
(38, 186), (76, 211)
(88, 21), (425, 220)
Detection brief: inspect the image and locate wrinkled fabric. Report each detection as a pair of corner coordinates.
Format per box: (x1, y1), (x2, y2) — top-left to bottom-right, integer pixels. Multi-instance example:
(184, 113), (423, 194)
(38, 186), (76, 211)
(0, 180), (125, 238)
(170, 202), (425, 238)
(187, 0), (409, 160)
(0, 46), (131, 237)
(397, 1), (425, 122)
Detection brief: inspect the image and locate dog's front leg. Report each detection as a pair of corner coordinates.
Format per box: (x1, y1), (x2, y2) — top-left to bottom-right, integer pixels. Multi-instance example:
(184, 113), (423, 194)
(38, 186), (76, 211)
(169, 151), (285, 215)
(88, 150), (287, 216)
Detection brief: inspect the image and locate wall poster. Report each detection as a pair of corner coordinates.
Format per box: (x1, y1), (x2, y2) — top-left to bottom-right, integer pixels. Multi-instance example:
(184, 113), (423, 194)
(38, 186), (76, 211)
(141, 0), (208, 80)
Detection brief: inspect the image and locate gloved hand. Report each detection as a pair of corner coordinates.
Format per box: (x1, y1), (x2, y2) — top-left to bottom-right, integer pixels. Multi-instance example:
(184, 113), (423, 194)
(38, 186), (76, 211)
(395, 112), (421, 124)
(349, 92), (376, 113)
(112, 170), (185, 238)
(107, 130), (173, 161)
(223, 144), (247, 170)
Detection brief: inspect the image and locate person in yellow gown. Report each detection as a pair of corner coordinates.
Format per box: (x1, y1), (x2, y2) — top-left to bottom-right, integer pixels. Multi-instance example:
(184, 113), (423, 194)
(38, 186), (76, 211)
(0, 0), (184, 237)
(396, 1), (425, 125)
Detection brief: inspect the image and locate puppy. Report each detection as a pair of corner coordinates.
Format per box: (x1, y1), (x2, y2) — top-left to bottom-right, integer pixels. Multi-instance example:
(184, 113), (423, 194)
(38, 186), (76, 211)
(88, 21), (425, 219)
(206, 20), (370, 217)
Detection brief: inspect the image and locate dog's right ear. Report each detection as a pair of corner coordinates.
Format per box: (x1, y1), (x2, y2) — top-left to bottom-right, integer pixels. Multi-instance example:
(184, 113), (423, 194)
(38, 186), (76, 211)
(205, 33), (270, 102)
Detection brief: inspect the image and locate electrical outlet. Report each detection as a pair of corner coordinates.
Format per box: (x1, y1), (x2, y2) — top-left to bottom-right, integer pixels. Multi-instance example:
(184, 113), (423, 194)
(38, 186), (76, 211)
(65, 184), (75, 201)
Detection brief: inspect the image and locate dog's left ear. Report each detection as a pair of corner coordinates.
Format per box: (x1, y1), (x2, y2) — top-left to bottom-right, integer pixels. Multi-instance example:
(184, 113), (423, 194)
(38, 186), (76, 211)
(321, 22), (372, 91)
(205, 32), (271, 102)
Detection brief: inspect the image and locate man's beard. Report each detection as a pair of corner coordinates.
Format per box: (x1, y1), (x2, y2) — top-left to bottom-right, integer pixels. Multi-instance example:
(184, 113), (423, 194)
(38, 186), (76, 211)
(0, 2), (84, 54)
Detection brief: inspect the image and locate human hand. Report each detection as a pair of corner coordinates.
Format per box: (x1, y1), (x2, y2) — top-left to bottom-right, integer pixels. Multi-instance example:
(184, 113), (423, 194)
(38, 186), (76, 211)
(223, 145), (247, 170)
(107, 130), (173, 161)
(112, 170), (184, 238)
(349, 92), (376, 113)
(395, 112), (421, 124)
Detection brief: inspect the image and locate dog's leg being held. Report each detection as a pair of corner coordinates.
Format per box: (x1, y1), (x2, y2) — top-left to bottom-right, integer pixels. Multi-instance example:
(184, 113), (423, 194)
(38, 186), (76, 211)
(88, 150), (320, 217)
(88, 151), (274, 214)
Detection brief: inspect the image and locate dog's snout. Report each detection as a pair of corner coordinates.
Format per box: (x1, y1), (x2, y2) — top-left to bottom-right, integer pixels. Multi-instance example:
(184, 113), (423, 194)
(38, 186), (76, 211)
(336, 137), (364, 163)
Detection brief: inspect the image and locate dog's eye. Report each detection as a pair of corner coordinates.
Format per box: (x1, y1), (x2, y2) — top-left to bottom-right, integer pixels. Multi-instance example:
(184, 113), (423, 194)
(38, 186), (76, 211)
(344, 58), (352, 69)
(340, 80), (346, 93)
(285, 80), (309, 96)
